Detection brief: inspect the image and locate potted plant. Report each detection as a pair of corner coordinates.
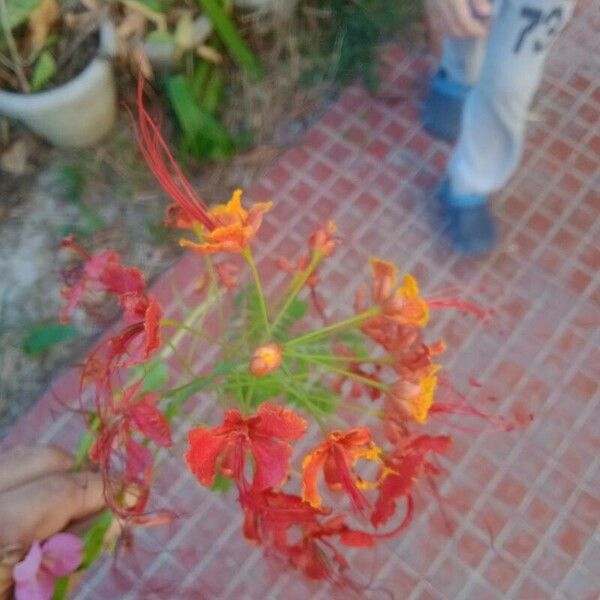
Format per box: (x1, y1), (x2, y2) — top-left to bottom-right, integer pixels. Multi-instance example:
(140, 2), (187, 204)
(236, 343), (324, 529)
(0, 0), (117, 147)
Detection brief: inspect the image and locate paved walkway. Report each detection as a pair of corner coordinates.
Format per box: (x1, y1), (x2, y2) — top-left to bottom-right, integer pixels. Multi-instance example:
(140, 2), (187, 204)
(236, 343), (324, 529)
(4, 2), (599, 598)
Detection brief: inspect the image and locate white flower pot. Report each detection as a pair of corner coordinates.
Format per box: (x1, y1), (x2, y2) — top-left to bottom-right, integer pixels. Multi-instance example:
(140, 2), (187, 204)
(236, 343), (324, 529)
(0, 23), (118, 148)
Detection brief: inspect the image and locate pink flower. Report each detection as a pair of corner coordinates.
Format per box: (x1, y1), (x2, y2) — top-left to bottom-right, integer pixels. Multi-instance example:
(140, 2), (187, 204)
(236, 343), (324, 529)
(13, 534), (83, 600)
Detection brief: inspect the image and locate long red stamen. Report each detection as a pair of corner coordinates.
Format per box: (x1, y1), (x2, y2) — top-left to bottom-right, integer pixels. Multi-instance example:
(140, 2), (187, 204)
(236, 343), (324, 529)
(135, 76), (215, 230)
(426, 298), (489, 320)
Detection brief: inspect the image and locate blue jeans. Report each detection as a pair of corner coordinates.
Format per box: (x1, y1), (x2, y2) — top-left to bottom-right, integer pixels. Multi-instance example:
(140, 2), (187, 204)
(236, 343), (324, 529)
(442, 0), (575, 198)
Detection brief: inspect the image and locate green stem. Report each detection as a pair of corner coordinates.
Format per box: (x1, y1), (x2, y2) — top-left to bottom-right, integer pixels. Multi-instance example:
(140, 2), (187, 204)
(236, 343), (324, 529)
(286, 350), (393, 365)
(285, 307), (379, 348)
(303, 357), (389, 392)
(243, 247), (270, 333)
(270, 252), (321, 334)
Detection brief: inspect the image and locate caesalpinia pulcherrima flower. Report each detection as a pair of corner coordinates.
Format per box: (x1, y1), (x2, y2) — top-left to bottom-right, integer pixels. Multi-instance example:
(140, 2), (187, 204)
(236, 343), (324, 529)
(60, 236), (163, 370)
(302, 428), (386, 512)
(388, 374), (438, 424)
(50, 77), (520, 590)
(89, 382), (172, 515)
(372, 435), (451, 528)
(186, 403), (307, 492)
(137, 77), (270, 256)
(369, 257), (429, 326)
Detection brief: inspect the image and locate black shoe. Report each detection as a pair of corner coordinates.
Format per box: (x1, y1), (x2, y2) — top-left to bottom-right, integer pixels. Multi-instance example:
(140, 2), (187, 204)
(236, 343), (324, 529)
(439, 181), (498, 257)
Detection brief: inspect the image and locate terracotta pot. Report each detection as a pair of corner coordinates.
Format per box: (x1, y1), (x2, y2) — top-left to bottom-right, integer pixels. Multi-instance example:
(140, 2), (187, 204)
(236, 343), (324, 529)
(0, 23), (118, 148)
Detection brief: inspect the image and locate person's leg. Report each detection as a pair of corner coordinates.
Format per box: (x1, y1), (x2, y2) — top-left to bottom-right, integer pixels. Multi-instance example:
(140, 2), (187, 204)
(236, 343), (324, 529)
(422, 37), (487, 141)
(440, 37), (487, 86)
(449, 0), (575, 197)
(444, 0), (575, 254)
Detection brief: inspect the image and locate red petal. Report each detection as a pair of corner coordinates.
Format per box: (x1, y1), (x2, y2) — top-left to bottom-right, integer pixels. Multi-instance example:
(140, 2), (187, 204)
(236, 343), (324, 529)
(125, 437), (154, 481)
(143, 295), (163, 359)
(371, 455), (421, 528)
(339, 529), (375, 547)
(249, 438), (292, 490)
(185, 425), (230, 486)
(254, 403), (307, 441)
(128, 398), (172, 447)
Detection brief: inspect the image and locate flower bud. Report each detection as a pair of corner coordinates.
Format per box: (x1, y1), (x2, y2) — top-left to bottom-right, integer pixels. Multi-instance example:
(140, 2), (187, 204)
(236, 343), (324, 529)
(309, 221), (337, 257)
(250, 343), (283, 377)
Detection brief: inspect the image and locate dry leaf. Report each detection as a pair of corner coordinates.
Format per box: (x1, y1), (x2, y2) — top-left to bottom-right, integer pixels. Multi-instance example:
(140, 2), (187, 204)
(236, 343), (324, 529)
(196, 44), (223, 64)
(117, 11), (147, 41)
(0, 140), (28, 175)
(28, 0), (60, 54)
(174, 12), (195, 53)
(131, 45), (154, 80)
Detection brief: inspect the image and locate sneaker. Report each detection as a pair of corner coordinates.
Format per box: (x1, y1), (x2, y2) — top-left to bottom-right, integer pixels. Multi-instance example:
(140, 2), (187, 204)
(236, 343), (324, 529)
(438, 180), (498, 257)
(422, 69), (471, 143)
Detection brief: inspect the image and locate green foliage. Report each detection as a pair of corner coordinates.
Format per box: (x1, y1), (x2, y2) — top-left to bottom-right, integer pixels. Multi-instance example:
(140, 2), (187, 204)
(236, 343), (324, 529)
(166, 73), (235, 161)
(0, 0), (41, 33)
(134, 359), (170, 393)
(211, 470), (233, 493)
(22, 323), (80, 356)
(53, 165), (107, 237)
(272, 298), (308, 341)
(196, 0), (263, 80)
(81, 511), (114, 568)
(304, 0), (423, 90)
(30, 50), (57, 91)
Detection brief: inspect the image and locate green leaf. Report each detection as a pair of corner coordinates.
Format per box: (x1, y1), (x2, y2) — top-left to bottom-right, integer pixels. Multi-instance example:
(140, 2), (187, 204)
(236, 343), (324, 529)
(30, 50), (57, 92)
(145, 30), (173, 44)
(1, 0), (41, 32)
(51, 576), (69, 600)
(272, 298), (308, 341)
(81, 510), (114, 568)
(54, 165), (86, 202)
(166, 74), (235, 161)
(196, 0), (263, 80)
(210, 471), (233, 494)
(23, 323), (80, 356)
(74, 430), (95, 467)
(134, 359), (170, 393)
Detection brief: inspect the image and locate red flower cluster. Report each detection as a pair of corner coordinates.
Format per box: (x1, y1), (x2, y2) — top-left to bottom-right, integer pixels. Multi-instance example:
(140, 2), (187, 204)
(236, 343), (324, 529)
(90, 383), (173, 517)
(61, 236), (162, 373)
(61, 237), (170, 519)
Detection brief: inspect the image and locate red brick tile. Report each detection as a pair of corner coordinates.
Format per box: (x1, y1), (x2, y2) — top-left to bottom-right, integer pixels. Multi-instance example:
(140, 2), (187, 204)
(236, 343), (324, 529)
(455, 530), (489, 569)
(427, 555), (470, 598)
(548, 139), (575, 161)
(503, 526), (539, 562)
(326, 141), (353, 164)
(514, 577), (550, 600)
(531, 546), (572, 588)
(483, 554), (520, 594)
(526, 212), (554, 237)
(564, 267), (592, 294)
(553, 520), (589, 558)
(492, 474), (528, 509)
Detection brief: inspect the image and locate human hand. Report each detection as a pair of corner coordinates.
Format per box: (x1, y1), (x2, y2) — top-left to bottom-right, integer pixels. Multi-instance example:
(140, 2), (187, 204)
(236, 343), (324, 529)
(425, 0), (492, 38)
(0, 446), (105, 600)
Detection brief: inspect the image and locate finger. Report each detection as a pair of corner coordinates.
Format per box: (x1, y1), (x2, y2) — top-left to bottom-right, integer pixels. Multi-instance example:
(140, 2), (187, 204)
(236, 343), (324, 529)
(454, 2), (489, 37)
(471, 0), (493, 19)
(0, 471), (105, 548)
(0, 446), (73, 494)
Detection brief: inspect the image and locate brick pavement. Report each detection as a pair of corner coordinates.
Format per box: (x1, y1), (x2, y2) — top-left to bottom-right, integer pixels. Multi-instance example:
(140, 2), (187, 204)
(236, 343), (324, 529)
(3, 1), (599, 598)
